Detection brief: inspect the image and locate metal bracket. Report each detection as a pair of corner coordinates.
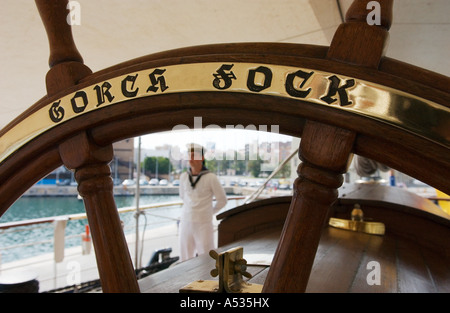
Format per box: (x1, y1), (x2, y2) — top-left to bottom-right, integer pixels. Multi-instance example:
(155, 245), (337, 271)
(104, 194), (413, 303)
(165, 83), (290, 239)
(180, 246), (263, 293)
(329, 205), (385, 235)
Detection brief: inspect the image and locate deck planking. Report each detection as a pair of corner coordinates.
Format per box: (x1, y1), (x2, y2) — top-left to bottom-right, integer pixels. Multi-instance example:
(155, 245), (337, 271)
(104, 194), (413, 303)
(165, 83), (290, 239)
(140, 224), (450, 293)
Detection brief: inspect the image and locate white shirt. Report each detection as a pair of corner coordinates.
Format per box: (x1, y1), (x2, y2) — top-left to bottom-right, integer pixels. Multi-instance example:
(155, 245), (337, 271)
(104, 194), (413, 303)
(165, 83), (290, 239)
(179, 171), (227, 223)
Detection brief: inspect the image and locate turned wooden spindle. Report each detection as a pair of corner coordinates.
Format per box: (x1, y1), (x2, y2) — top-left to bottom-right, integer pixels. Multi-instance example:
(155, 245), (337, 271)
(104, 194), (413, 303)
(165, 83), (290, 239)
(35, 0), (92, 95)
(36, 0), (138, 293)
(263, 121), (355, 292)
(59, 132), (140, 293)
(35, 0), (83, 67)
(327, 0), (393, 68)
(263, 0), (393, 292)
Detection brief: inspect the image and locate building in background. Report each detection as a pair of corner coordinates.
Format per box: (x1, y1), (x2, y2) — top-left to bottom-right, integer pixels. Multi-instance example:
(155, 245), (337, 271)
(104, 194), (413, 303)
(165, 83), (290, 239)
(40, 138), (135, 185)
(112, 138), (135, 182)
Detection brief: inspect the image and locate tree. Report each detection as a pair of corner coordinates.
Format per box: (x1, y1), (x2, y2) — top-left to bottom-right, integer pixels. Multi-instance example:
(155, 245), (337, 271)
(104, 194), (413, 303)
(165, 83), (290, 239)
(143, 157), (171, 176)
(205, 159), (218, 174)
(275, 162), (291, 178)
(248, 157), (264, 177)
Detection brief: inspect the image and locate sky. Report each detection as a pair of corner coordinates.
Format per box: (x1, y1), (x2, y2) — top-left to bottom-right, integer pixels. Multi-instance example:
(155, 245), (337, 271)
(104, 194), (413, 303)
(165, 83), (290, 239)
(138, 128), (294, 152)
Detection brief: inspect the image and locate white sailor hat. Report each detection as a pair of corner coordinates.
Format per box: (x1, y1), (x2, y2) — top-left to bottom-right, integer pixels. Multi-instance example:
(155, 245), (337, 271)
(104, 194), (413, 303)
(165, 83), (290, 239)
(186, 143), (205, 155)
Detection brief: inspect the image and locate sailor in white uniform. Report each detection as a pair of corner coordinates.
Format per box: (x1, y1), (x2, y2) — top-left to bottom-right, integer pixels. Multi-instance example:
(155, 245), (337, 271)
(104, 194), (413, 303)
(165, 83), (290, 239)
(178, 143), (227, 261)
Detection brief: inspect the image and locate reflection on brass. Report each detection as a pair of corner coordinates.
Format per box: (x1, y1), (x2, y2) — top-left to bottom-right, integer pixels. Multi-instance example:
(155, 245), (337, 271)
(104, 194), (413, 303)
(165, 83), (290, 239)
(1, 62), (449, 164)
(329, 205), (385, 235)
(180, 246), (262, 293)
(329, 218), (386, 235)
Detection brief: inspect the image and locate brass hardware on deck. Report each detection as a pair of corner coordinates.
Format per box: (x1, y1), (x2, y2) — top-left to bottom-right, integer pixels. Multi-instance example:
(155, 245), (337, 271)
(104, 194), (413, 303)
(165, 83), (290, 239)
(179, 246), (263, 293)
(329, 204), (385, 235)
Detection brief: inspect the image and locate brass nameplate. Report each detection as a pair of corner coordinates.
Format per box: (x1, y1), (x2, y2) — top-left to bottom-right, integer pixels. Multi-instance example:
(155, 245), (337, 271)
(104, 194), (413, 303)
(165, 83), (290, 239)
(1, 62), (449, 163)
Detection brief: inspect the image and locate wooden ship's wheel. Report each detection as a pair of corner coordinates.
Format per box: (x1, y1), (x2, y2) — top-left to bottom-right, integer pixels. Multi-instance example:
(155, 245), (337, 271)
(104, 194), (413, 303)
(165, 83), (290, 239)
(0, 0), (448, 292)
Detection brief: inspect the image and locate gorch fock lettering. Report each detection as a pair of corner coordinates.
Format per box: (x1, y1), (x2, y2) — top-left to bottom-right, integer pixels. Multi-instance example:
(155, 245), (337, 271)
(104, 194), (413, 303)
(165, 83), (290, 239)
(0, 62), (448, 165)
(48, 63), (357, 124)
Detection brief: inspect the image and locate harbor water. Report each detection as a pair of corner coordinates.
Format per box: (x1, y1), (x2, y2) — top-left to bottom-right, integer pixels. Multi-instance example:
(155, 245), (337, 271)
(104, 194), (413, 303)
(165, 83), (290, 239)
(0, 194), (182, 264)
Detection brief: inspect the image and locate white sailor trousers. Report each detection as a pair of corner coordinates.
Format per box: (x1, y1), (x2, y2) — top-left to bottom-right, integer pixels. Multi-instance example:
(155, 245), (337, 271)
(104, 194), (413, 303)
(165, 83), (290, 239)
(179, 220), (215, 261)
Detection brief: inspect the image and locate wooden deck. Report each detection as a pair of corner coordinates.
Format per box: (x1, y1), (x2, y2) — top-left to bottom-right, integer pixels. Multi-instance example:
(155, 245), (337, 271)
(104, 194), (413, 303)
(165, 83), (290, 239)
(139, 185), (450, 293)
(139, 228), (280, 293)
(306, 226), (450, 293)
(139, 223), (450, 293)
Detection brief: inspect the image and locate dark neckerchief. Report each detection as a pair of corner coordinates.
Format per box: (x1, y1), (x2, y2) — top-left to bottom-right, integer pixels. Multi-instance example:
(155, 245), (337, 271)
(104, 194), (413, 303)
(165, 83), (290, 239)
(188, 166), (209, 189)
